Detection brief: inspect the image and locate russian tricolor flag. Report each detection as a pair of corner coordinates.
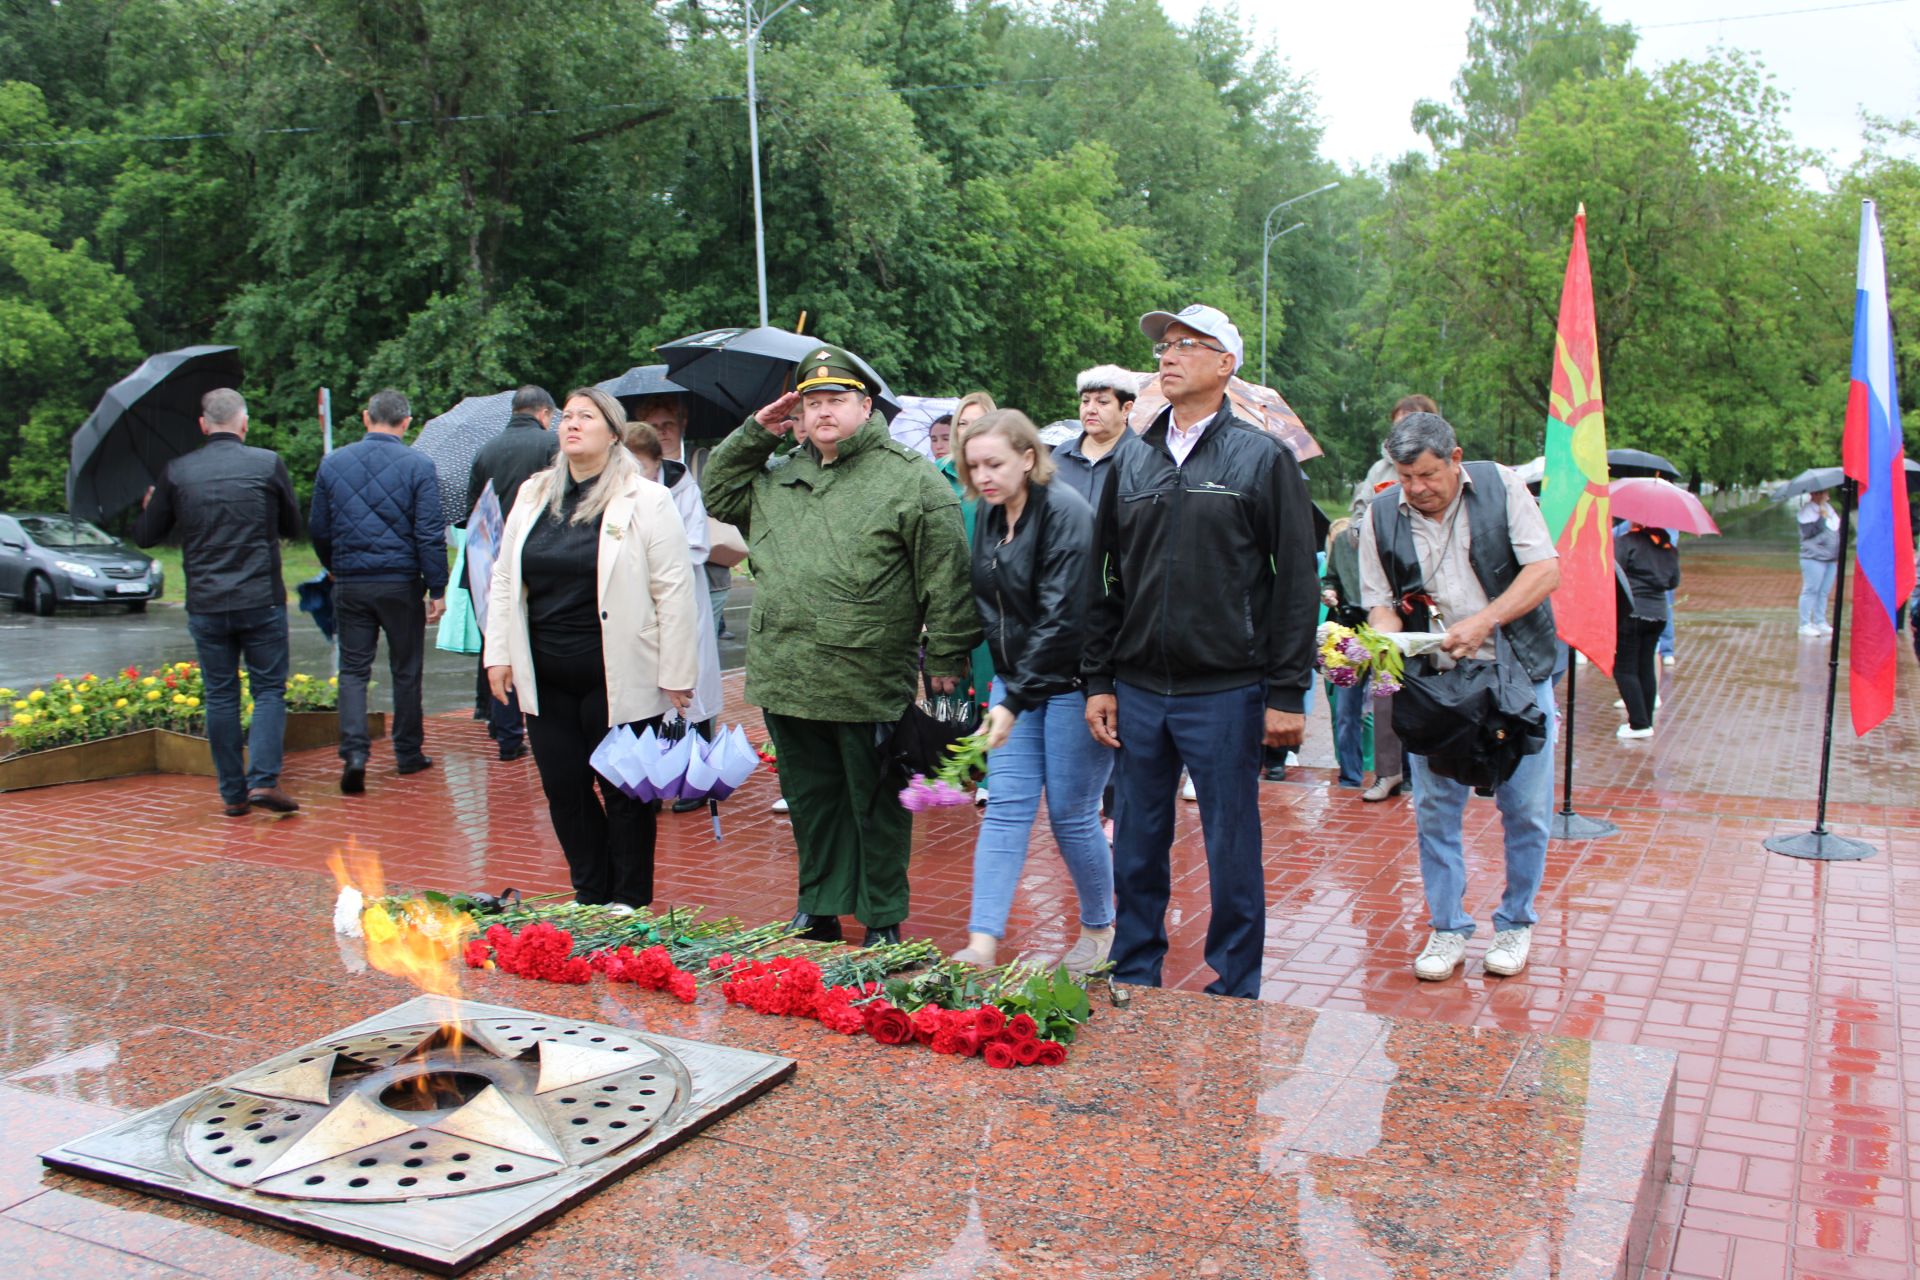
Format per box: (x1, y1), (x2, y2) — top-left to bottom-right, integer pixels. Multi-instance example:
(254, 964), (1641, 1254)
(1843, 200), (1914, 736)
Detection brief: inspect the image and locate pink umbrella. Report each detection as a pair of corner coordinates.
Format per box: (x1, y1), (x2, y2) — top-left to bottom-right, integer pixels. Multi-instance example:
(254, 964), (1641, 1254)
(1608, 477), (1720, 535)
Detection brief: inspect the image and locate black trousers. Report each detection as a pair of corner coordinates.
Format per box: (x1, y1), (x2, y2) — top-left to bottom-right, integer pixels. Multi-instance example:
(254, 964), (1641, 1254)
(336, 578), (426, 763)
(1615, 615), (1665, 731)
(525, 645), (660, 907)
(476, 650), (525, 743)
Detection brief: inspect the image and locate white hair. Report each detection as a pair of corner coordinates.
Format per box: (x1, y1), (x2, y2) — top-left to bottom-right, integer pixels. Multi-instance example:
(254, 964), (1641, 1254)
(1076, 365), (1140, 398)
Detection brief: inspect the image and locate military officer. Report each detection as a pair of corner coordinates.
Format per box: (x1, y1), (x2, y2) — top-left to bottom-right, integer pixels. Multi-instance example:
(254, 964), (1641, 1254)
(703, 343), (981, 945)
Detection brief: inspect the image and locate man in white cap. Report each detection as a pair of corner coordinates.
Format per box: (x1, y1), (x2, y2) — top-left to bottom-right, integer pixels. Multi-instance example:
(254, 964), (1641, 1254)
(1082, 304), (1319, 999)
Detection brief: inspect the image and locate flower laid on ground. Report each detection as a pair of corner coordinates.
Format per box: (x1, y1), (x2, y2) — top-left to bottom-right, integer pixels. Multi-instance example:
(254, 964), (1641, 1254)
(0, 660), (338, 755)
(1316, 622), (1407, 698)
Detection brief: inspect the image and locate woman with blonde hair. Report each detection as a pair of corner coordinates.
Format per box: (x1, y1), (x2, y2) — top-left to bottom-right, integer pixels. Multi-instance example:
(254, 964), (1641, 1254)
(949, 409), (1114, 976)
(485, 387), (703, 909)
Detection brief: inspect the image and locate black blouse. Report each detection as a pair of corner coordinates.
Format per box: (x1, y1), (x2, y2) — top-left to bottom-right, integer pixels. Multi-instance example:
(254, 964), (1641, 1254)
(521, 470), (603, 658)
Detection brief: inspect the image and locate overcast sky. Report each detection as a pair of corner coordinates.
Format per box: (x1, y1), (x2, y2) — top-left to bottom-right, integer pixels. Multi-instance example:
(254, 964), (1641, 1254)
(1163, 0), (1920, 187)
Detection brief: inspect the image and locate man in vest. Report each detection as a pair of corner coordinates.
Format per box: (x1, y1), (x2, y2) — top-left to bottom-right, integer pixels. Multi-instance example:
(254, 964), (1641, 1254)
(1357, 411), (1561, 981)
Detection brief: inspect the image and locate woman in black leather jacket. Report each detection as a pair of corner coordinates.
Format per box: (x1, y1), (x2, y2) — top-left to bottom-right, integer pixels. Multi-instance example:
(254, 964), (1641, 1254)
(1613, 523), (1681, 738)
(949, 410), (1115, 977)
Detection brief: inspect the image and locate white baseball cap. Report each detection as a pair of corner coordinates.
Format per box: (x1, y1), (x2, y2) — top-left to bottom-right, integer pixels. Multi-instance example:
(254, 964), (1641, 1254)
(1139, 304), (1243, 372)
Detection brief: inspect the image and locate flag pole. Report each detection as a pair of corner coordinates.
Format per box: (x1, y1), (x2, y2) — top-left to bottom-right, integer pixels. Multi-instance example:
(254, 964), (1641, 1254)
(1551, 653), (1618, 840)
(1766, 478), (1876, 860)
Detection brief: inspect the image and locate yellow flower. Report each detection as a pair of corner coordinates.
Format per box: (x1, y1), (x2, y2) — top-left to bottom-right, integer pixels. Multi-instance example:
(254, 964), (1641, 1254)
(27, 690), (44, 702)
(77, 682), (91, 693)
(293, 673), (310, 683)
(141, 676), (157, 687)
(11, 712), (31, 726)
(69, 703), (84, 715)
(10, 700), (24, 711)
(114, 698), (128, 709)
(172, 694), (188, 705)
(0, 688), (12, 699)
(328, 677), (338, 687)
(146, 690), (162, 702)
(186, 696), (201, 708)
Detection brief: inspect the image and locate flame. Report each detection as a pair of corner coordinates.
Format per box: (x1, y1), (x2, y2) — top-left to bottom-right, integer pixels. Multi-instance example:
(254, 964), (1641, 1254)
(329, 845), (477, 1056)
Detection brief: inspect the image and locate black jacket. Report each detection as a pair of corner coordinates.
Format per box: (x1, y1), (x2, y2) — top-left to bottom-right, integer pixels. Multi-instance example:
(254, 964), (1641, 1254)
(465, 415), (557, 524)
(133, 433), (300, 613)
(1083, 398), (1318, 712)
(971, 479), (1095, 715)
(1615, 526), (1680, 621)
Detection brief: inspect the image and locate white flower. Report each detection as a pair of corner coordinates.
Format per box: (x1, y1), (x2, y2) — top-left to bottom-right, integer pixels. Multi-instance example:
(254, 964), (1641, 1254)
(332, 885), (366, 937)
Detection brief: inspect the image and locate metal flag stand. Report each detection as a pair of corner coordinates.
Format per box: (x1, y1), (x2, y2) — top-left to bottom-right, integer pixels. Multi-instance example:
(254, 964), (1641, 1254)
(1550, 651), (1619, 840)
(1765, 479), (1876, 861)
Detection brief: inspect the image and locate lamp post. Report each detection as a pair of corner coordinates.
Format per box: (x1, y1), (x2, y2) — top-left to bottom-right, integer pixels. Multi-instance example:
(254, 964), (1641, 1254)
(746, 0), (800, 328)
(1259, 181), (1339, 386)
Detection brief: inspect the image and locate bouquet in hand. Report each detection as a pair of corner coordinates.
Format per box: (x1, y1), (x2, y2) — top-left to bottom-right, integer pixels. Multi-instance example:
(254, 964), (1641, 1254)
(1316, 622), (1407, 697)
(898, 734), (988, 811)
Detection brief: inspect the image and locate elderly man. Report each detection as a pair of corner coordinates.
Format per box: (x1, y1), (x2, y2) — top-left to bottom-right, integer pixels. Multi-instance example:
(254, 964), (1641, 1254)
(134, 389), (303, 816)
(1083, 305), (1318, 999)
(704, 343), (980, 946)
(1358, 411), (1561, 981)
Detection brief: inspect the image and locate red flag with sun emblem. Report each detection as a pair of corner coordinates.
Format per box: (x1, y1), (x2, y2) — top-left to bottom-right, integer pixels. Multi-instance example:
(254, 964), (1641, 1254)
(1538, 205), (1616, 676)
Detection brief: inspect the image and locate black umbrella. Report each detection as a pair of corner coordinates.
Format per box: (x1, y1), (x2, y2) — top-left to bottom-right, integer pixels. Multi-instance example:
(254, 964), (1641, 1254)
(656, 327), (901, 422)
(67, 345), (244, 523)
(594, 364), (737, 439)
(411, 390), (516, 525)
(1776, 460), (1920, 502)
(1606, 448), (1681, 480)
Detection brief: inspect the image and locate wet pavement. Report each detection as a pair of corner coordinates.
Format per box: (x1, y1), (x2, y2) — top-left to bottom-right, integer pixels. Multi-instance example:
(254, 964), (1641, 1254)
(1, 516), (1918, 1278)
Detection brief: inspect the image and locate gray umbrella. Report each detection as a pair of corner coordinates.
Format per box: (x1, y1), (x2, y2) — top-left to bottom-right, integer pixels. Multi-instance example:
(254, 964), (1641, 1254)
(594, 364), (736, 439)
(1606, 448), (1681, 480)
(411, 390), (516, 525)
(1776, 460), (1920, 501)
(656, 327), (900, 422)
(67, 345), (244, 524)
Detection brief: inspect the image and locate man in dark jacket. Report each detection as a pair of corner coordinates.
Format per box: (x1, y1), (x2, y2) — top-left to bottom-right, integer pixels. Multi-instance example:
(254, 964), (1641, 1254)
(464, 385), (556, 758)
(310, 388), (448, 793)
(1083, 304), (1319, 999)
(134, 388), (302, 817)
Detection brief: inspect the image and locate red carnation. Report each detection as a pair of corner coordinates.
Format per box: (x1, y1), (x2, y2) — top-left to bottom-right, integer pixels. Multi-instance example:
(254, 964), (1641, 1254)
(462, 940), (491, 969)
(1035, 1041), (1068, 1067)
(930, 1029), (966, 1056)
(983, 1041), (1018, 1069)
(667, 970), (697, 1003)
(1007, 1012), (1039, 1041)
(1014, 1038), (1044, 1066)
(973, 1006), (1006, 1037)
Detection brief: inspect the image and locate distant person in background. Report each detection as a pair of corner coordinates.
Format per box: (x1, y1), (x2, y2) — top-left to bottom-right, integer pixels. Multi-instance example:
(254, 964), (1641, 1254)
(309, 388), (448, 794)
(135, 388), (302, 817)
(465, 385), (557, 761)
(1797, 490), (1841, 638)
(939, 390), (999, 804)
(1320, 503), (1369, 788)
(637, 390), (739, 644)
(1050, 365), (1141, 506)
(1612, 522), (1679, 740)
(928, 413), (954, 461)
(1361, 395), (1436, 802)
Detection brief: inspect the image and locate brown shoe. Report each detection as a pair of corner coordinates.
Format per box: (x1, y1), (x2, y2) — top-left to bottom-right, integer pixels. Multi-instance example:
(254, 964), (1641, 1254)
(223, 801), (252, 817)
(248, 787), (301, 814)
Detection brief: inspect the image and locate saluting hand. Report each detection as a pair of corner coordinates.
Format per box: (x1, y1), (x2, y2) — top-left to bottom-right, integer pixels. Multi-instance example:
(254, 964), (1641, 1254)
(754, 392), (801, 435)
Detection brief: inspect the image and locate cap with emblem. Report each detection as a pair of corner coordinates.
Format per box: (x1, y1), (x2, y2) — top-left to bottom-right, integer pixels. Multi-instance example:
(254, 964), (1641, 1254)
(1138, 304), (1244, 372)
(794, 343), (871, 396)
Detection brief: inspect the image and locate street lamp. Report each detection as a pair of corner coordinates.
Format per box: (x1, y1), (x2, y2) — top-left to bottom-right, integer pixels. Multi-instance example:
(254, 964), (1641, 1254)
(1259, 180), (1339, 386)
(746, 0), (801, 328)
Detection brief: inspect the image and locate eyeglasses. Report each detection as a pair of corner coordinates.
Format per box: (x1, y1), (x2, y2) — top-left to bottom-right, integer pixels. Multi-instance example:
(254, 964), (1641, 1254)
(1153, 338), (1227, 359)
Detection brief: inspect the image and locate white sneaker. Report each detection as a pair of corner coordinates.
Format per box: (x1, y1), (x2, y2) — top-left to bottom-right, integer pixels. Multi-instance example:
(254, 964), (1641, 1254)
(1661, 655), (1675, 667)
(1483, 926), (1533, 977)
(1817, 622), (1834, 635)
(1574, 651), (1589, 666)
(1798, 624), (1824, 638)
(770, 796), (789, 813)
(1181, 773), (1197, 801)
(1616, 724), (1653, 740)
(1413, 931), (1469, 981)
(1611, 698), (1625, 709)
(974, 786), (989, 807)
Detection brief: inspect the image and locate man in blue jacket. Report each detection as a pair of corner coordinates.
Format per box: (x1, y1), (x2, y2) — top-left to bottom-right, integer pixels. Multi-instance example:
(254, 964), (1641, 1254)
(310, 389), (448, 793)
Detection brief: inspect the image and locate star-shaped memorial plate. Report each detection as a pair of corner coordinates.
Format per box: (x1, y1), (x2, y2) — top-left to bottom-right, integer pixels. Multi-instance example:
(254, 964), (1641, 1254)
(39, 996), (795, 1274)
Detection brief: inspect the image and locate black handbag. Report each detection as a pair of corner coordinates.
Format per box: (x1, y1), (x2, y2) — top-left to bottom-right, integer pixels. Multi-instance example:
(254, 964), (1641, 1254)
(1392, 630), (1548, 794)
(882, 668), (981, 785)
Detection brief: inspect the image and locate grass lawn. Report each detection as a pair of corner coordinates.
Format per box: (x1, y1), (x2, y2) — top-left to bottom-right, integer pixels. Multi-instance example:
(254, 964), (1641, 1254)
(142, 540), (327, 606)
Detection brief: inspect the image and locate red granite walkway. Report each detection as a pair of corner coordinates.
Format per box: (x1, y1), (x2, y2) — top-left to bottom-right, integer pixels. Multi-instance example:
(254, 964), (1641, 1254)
(2, 518), (1918, 1278)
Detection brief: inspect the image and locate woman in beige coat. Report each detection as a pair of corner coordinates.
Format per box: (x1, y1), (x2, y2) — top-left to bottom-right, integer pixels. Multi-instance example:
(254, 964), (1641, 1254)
(485, 387), (702, 909)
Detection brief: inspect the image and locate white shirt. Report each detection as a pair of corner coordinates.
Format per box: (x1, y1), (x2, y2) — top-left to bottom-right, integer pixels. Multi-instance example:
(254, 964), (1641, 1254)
(1165, 416), (1207, 467)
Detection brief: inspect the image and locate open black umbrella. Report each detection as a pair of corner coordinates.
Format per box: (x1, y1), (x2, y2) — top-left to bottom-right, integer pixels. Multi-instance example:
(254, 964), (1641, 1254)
(411, 390), (516, 525)
(656, 327), (900, 422)
(595, 364), (737, 439)
(1776, 460), (1920, 502)
(67, 346), (244, 524)
(1606, 448), (1681, 480)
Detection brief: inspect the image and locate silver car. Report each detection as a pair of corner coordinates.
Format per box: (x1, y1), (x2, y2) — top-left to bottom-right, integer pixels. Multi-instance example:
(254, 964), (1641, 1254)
(0, 512), (164, 615)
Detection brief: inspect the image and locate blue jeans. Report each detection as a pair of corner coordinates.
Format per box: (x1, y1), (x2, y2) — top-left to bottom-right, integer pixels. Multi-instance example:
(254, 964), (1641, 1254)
(1111, 680), (1267, 998)
(1407, 678), (1556, 937)
(967, 682), (1114, 938)
(187, 605), (290, 805)
(1331, 676), (1369, 787)
(1799, 558), (1837, 628)
(1657, 591), (1676, 658)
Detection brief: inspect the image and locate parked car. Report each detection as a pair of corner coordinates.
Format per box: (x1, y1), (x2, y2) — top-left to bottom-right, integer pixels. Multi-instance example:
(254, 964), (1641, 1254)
(0, 512), (164, 614)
